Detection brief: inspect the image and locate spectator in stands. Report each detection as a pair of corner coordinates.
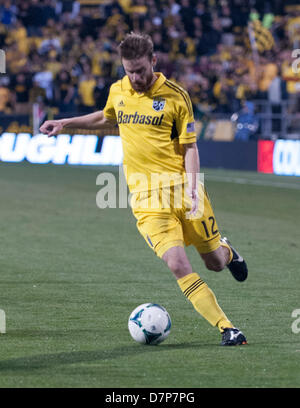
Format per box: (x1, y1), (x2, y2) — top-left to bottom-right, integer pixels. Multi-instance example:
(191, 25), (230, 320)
(60, 0), (80, 19)
(268, 68), (288, 104)
(195, 16), (222, 57)
(6, 19), (28, 55)
(152, 31), (169, 54)
(281, 49), (300, 113)
(29, 77), (47, 106)
(0, 83), (13, 114)
(169, 0), (181, 17)
(233, 101), (259, 141)
(28, 49), (44, 75)
(11, 72), (32, 114)
(54, 68), (76, 113)
(45, 50), (62, 79)
(33, 66), (53, 101)
(213, 69), (240, 113)
(218, 1), (234, 45)
(39, 26), (62, 56)
(0, 0), (17, 27)
(26, 0), (44, 37)
(286, 8), (300, 48)
(256, 53), (278, 98)
(77, 64), (96, 113)
(5, 40), (28, 74)
(268, 66), (288, 133)
(41, 0), (59, 25)
(179, 0), (194, 35)
(93, 76), (110, 111)
(16, 1), (30, 30)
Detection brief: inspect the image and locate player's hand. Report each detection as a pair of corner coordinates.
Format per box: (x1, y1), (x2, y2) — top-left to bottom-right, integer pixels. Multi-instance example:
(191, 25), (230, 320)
(186, 187), (199, 217)
(39, 120), (64, 137)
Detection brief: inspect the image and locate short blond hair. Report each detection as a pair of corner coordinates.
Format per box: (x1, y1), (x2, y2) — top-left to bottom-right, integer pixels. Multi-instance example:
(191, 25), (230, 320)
(118, 32), (154, 61)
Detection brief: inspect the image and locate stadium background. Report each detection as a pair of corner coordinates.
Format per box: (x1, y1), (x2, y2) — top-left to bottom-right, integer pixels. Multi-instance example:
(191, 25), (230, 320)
(0, 0), (300, 176)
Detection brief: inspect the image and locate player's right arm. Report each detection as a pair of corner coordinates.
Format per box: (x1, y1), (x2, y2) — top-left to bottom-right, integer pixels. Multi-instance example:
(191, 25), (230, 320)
(39, 110), (117, 137)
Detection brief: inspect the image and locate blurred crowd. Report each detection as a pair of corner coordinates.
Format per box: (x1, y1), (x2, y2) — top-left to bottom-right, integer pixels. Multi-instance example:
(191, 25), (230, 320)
(0, 0), (300, 119)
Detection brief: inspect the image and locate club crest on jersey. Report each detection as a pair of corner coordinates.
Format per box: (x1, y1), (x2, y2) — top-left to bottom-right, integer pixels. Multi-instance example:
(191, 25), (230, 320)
(152, 98), (166, 112)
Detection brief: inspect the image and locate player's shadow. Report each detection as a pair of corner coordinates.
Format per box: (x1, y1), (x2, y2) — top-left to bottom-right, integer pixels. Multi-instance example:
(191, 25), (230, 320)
(0, 332), (207, 372)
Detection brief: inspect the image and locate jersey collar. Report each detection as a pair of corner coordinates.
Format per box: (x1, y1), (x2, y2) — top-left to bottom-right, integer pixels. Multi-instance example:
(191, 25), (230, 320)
(121, 72), (166, 96)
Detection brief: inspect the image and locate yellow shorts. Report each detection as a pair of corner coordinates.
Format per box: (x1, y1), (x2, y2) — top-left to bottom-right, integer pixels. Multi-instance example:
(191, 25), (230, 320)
(131, 184), (221, 258)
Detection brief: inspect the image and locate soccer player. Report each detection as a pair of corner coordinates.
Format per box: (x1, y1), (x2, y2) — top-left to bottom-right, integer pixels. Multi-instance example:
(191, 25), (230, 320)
(40, 32), (248, 346)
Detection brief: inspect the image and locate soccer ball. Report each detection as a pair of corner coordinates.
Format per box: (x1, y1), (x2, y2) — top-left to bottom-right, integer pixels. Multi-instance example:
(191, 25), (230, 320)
(128, 303), (171, 345)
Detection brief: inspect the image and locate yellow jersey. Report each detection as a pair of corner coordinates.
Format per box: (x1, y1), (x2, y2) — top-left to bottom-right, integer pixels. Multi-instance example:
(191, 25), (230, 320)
(103, 72), (196, 192)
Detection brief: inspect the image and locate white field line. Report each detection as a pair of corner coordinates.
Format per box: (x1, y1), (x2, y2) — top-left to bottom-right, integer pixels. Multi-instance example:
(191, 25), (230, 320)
(205, 174), (300, 190)
(64, 165), (300, 190)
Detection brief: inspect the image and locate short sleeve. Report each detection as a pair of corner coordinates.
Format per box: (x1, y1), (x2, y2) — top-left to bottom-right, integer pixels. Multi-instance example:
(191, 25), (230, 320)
(176, 91), (197, 144)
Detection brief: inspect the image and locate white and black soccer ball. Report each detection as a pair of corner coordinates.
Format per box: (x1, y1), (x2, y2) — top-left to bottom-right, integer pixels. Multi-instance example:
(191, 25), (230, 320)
(128, 303), (171, 345)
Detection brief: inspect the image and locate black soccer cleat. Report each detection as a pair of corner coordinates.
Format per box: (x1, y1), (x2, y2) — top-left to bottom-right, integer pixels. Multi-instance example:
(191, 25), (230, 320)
(221, 237), (248, 282)
(221, 328), (248, 346)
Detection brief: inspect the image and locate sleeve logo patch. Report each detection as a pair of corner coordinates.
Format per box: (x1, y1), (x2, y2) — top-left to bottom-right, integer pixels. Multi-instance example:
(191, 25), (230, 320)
(187, 122), (195, 133)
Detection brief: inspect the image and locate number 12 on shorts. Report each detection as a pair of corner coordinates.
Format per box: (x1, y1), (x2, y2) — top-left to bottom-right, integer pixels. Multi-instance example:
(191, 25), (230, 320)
(201, 216), (218, 238)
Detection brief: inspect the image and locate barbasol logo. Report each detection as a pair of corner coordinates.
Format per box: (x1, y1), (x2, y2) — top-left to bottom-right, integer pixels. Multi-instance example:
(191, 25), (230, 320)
(117, 111), (164, 126)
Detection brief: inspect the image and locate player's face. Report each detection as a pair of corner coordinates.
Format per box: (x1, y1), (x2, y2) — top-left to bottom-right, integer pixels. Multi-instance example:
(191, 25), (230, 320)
(122, 56), (156, 93)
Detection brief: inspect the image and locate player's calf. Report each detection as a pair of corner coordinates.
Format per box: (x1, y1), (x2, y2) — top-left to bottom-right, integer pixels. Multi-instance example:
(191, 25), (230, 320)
(200, 247), (228, 272)
(204, 259), (225, 272)
(220, 237), (248, 282)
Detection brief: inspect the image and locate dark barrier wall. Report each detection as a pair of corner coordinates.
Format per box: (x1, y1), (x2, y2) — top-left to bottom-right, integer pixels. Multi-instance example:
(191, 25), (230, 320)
(197, 141), (258, 171)
(0, 114), (30, 133)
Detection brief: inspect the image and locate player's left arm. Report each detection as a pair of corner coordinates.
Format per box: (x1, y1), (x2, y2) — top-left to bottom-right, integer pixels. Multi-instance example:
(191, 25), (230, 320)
(184, 142), (200, 216)
(174, 87), (199, 215)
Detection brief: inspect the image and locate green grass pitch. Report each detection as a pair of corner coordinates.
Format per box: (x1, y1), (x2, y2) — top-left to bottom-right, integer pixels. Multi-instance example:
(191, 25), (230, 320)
(0, 161), (299, 388)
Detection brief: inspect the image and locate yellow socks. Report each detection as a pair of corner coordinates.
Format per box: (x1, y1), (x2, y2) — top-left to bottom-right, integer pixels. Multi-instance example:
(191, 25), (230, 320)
(177, 272), (234, 332)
